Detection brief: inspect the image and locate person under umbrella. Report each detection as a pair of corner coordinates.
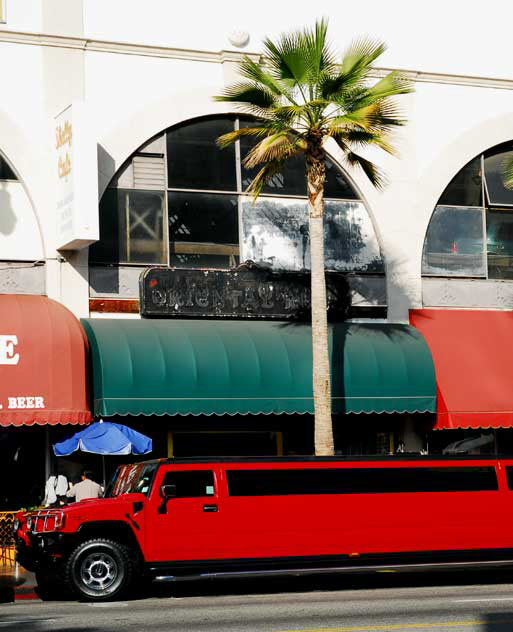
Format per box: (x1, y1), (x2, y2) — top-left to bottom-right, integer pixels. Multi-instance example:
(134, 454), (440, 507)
(53, 420), (153, 489)
(66, 469), (103, 502)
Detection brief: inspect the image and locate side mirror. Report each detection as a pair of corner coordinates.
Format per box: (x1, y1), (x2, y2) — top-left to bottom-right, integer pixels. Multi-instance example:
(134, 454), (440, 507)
(158, 484), (176, 514)
(160, 484), (177, 499)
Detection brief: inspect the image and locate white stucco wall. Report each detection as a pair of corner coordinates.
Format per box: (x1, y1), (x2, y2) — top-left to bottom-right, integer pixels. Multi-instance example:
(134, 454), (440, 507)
(0, 180), (43, 260)
(83, 0), (513, 80)
(85, 53), (225, 152)
(0, 0), (513, 319)
(2, 0), (42, 32)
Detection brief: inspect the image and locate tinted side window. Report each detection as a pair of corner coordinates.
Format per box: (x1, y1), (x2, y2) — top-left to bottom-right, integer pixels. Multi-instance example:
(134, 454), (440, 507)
(162, 471), (215, 497)
(227, 467), (497, 496)
(505, 466), (513, 489)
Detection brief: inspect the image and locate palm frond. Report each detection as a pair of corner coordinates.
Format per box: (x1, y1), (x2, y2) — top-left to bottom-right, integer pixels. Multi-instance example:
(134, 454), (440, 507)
(239, 56), (295, 103)
(303, 18), (337, 91)
(243, 132), (304, 168)
(339, 144), (387, 190)
(214, 82), (278, 111)
(340, 37), (386, 78)
(330, 128), (396, 155)
(330, 100), (407, 133)
(319, 73), (354, 101)
(320, 46), (386, 101)
(263, 32), (310, 89)
(217, 126), (270, 149)
(504, 156), (513, 189)
(215, 21), (411, 196)
(366, 70), (414, 99)
(245, 159), (289, 199)
(273, 104), (310, 124)
(362, 100), (408, 131)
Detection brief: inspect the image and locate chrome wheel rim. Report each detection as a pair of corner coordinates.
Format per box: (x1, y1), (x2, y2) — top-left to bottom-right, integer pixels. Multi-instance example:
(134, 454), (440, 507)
(80, 552), (118, 593)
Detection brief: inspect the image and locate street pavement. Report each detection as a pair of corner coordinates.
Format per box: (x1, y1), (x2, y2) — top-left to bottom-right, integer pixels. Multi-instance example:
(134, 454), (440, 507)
(2, 571), (513, 631)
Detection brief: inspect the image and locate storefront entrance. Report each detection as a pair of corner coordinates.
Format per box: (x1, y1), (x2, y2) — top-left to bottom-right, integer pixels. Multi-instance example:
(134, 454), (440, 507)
(0, 295), (92, 510)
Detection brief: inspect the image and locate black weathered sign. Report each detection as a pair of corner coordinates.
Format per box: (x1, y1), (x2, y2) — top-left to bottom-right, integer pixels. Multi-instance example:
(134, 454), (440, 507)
(140, 262), (349, 320)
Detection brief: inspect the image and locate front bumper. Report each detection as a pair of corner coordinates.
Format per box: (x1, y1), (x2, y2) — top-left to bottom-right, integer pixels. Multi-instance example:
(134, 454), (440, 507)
(15, 532), (70, 571)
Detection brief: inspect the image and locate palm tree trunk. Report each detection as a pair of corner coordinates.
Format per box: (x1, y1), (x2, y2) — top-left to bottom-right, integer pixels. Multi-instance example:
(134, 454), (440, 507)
(306, 138), (334, 456)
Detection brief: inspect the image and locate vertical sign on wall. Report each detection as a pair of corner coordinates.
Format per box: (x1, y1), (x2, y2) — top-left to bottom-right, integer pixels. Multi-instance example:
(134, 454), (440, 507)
(55, 102), (99, 250)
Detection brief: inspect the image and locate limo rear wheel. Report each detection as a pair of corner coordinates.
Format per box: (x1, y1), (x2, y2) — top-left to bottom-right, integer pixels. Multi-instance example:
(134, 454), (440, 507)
(65, 538), (134, 601)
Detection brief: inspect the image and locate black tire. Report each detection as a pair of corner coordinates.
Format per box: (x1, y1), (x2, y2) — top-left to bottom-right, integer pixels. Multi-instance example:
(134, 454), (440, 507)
(64, 538), (134, 601)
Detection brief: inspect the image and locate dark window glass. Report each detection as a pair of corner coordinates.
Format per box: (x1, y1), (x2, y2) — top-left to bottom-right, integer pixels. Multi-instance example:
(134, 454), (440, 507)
(505, 466), (513, 489)
(89, 189), (122, 264)
(240, 141), (305, 196)
(422, 206), (485, 276)
(240, 126), (357, 199)
(0, 157), (16, 180)
(90, 189), (165, 264)
(484, 143), (513, 206)
(324, 201), (384, 272)
(169, 252), (239, 269)
(168, 192), (239, 269)
(324, 159), (358, 200)
(438, 157), (482, 206)
(227, 466), (497, 496)
(168, 192), (238, 244)
(167, 118), (236, 191)
(162, 470), (215, 497)
(486, 208), (513, 279)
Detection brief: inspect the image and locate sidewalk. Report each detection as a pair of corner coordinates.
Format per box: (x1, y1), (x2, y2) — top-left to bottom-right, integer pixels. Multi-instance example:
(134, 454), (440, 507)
(0, 564), (38, 602)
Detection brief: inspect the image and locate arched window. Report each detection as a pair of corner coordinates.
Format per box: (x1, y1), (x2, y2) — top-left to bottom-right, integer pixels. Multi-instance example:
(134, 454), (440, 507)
(0, 155), (16, 181)
(90, 116), (383, 274)
(422, 141), (513, 279)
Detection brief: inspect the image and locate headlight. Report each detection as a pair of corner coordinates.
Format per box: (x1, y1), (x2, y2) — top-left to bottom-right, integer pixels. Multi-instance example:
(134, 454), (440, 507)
(26, 517), (32, 530)
(12, 518), (20, 534)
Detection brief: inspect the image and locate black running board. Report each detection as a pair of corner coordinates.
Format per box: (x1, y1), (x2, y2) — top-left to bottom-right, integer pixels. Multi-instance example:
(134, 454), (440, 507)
(152, 558), (513, 583)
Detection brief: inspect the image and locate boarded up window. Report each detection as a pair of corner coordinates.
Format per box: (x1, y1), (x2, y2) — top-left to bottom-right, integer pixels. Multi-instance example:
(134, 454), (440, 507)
(241, 198), (383, 273)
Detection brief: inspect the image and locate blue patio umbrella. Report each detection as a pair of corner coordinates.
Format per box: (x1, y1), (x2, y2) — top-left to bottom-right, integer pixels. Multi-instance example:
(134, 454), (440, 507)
(53, 420), (152, 489)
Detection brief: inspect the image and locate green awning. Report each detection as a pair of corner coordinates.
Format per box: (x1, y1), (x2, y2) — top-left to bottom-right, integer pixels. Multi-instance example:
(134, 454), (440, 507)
(81, 319), (436, 417)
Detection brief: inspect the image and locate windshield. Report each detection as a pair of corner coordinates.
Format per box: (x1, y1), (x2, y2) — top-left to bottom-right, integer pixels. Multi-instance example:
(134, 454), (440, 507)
(107, 463), (158, 498)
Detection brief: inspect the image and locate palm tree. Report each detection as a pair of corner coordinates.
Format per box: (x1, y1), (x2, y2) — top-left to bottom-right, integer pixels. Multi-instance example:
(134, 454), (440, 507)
(504, 156), (513, 189)
(215, 19), (412, 456)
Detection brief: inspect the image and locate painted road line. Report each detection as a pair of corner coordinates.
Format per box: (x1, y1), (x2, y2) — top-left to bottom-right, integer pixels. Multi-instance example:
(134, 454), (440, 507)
(453, 597), (513, 602)
(0, 620), (56, 627)
(87, 602), (129, 608)
(278, 620), (513, 632)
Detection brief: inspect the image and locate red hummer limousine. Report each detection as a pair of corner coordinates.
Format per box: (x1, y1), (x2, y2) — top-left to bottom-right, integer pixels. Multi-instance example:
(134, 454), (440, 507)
(14, 455), (513, 601)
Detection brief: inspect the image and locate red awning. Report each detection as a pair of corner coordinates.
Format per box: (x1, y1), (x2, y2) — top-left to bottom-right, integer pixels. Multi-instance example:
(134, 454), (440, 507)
(410, 309), (513, 430)
(0, 295), (92, 426)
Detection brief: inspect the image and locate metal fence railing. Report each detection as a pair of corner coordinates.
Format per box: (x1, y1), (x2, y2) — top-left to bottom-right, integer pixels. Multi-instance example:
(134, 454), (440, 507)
(0, 511), (17, 567)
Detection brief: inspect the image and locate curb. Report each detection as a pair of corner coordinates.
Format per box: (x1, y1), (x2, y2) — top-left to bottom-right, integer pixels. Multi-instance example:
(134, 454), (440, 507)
(14, 567), (39, 602)
(0, 565), (40, 602)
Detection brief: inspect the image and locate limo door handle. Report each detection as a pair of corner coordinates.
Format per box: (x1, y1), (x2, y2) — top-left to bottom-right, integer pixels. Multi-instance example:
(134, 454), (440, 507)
(203, 504), (218, 512)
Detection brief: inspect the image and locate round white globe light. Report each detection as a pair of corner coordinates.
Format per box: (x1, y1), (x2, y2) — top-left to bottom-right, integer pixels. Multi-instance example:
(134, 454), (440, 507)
(228, 30), (250, 48)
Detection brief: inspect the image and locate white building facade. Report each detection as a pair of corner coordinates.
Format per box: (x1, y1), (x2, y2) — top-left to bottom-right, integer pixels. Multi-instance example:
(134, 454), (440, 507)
(0, 0), (513, 485)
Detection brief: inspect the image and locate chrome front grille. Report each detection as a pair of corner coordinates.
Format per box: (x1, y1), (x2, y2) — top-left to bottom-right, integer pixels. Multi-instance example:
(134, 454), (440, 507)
(27, 510), (64, 533)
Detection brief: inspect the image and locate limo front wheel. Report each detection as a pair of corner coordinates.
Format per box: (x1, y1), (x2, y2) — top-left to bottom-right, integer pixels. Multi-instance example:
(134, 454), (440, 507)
(65, 538), (134, 601)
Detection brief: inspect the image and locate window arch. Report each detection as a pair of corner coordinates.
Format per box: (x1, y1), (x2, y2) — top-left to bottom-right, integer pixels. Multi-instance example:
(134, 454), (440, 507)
(90, 115), (383, 274)
(422, 141), (513, 279)
(0, 154), (16, 181)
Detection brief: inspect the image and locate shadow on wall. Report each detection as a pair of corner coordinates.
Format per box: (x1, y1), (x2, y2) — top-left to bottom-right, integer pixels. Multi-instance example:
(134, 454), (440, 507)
(97, 142), (116, 199)
(0, 181), (15, 236)
(383, 250), (421, 321)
